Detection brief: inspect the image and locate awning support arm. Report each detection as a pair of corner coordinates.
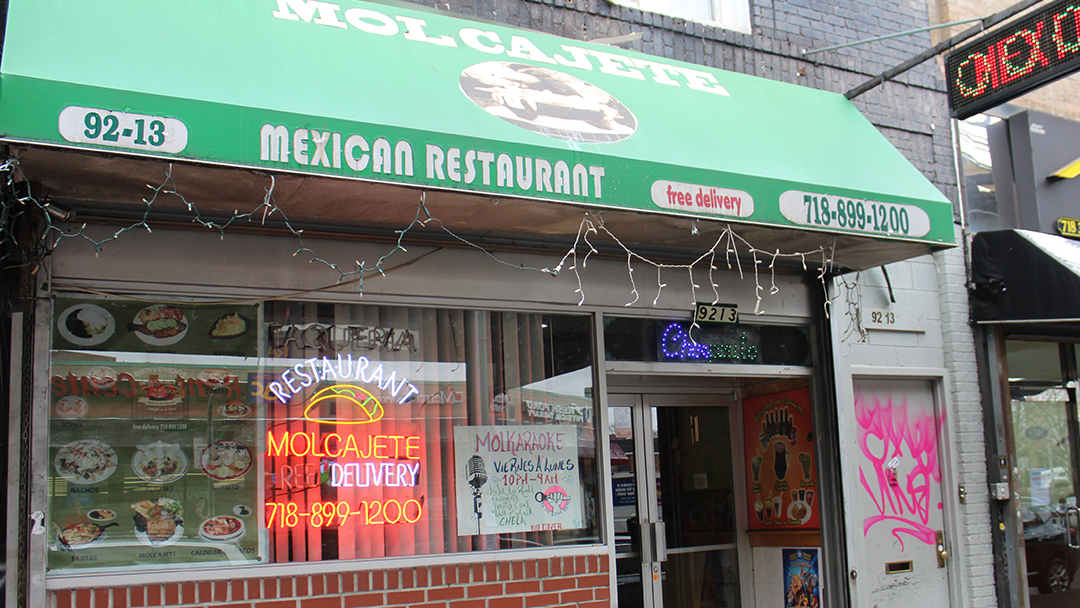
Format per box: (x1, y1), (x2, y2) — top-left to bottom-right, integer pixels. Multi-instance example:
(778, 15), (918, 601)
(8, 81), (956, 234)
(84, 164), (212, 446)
(803, 16), (988, 57)
(881, 266), (896, 303)
(845, 0), (1047, 99)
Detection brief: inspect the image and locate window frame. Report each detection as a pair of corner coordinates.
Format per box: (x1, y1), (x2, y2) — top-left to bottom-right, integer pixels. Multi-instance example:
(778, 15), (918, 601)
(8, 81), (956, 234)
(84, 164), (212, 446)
(608, 0), (751, 35)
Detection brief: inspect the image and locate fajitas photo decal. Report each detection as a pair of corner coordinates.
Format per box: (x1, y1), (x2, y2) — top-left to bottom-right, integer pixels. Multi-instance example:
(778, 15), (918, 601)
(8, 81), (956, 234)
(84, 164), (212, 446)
(46, 361), (261, 571)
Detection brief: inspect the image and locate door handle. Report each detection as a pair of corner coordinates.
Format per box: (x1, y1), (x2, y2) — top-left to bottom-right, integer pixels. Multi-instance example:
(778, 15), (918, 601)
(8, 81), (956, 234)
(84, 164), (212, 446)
(1067, 506), (1080, 549)
(654, 521), (667, 562)
(935, 530), (948, 568)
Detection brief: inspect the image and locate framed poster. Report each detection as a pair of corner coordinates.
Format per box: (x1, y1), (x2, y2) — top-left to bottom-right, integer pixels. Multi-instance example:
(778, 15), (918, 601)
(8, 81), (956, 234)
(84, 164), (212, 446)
(744, 388), (819, 530)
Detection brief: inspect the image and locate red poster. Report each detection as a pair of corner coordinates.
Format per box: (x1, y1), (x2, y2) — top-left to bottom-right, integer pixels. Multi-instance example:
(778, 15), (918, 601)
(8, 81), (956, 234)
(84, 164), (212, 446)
(744, 388), (819, 530)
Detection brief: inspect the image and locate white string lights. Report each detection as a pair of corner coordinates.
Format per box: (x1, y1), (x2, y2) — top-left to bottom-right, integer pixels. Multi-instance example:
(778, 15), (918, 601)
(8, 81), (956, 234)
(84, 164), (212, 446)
(1, 159), (843, 322)
(545, 214), (836, 323)
(835, 272), (870, 343)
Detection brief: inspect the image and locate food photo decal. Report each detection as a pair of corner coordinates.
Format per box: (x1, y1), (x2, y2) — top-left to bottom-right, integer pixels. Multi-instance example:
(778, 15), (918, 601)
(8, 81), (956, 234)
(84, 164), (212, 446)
(132, 498), (184, 546)
(129, 304), (188, 345)
(132, 442), (189, 484)
(54, 439), (118, 485)
(209, 312), (250, 339)
(57, 303), (115, 347)
(200, 440), (252, 482)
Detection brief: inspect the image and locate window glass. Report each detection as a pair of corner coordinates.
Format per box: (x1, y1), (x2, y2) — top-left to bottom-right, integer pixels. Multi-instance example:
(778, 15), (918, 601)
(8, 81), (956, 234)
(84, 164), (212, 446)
(1005, 340), (1080, 600)
(958, 115), (1001, 232)
(610, 0), (749, 33)
(47, 298), (598, 574)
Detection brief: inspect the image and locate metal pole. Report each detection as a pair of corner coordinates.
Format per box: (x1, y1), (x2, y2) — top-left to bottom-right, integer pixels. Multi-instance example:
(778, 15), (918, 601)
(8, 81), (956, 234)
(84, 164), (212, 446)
(845, 0), (1049, 99)
(803, 16), (988, 56)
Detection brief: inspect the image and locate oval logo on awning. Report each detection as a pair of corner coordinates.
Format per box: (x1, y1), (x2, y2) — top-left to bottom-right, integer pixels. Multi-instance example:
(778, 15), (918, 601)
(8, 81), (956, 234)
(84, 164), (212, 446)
(460, 61), (637, 143)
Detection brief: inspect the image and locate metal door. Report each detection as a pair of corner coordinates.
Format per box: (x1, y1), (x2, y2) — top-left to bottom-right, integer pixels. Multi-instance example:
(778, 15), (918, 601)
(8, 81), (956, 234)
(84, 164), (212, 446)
(609, 393), (741, 608)
(848, 378), (951, 606)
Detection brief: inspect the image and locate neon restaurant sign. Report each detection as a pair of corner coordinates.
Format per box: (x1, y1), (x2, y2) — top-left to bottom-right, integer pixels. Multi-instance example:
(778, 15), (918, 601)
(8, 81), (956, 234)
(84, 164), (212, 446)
(267, 354), (419, 406)
(946, 0), (1080, 119)
(266, 356), (425, 529)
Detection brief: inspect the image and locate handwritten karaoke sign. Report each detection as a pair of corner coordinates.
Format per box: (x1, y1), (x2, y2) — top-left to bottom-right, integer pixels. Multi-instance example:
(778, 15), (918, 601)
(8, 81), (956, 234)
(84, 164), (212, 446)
(453, 425), (584, 536)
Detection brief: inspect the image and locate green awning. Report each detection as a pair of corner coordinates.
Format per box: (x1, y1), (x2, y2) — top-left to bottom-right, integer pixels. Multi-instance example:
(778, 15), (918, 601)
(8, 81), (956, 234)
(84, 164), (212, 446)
(0, 0), (954, 247)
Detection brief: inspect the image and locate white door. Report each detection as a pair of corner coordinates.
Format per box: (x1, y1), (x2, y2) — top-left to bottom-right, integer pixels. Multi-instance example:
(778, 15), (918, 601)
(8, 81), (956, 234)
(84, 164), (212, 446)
(848, 378), (950, 606)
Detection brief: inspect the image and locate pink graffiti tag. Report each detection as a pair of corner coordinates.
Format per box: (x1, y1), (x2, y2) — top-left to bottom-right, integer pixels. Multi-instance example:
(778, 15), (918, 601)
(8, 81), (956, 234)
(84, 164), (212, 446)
(854, 392), (943, 550)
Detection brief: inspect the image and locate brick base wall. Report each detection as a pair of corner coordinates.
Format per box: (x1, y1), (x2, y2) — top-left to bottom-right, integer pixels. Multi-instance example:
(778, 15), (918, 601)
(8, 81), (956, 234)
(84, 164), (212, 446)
(51, 554), (611, 608)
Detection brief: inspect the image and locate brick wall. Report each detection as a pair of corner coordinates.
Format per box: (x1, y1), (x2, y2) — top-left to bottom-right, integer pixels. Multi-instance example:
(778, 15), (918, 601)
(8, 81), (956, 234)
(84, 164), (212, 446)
(50, 555), (610, 608)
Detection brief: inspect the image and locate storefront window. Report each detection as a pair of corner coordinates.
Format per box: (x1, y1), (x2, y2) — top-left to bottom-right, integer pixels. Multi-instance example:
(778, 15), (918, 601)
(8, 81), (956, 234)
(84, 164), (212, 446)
(46, 298), (598, 574)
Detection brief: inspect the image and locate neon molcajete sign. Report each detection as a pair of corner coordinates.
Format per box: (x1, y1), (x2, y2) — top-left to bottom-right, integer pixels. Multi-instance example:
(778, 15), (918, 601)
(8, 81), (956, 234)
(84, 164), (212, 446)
(266, 360), (425, 528)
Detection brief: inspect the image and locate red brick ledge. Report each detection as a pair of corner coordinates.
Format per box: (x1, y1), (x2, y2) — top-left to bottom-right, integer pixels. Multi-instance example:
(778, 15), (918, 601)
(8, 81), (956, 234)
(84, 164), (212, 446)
(51, 555), (611, 608)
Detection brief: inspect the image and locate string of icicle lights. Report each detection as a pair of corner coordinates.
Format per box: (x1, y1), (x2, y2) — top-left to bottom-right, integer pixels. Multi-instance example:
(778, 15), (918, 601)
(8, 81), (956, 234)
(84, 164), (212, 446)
(835, 272), (869, 343)
(1, 159), (842, 323)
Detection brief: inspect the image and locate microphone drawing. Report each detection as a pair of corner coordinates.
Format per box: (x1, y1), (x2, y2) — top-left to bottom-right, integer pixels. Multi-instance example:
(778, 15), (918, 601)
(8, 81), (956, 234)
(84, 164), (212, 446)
(467, 455), (488, 534)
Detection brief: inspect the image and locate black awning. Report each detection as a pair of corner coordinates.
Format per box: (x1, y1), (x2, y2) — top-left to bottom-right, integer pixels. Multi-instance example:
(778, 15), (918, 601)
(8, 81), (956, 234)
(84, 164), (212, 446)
(972, 229), (1080, 323)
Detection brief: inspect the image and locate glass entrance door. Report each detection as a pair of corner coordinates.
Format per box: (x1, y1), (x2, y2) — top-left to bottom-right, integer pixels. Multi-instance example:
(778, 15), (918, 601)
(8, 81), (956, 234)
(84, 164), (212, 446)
(1005, 341), (1080, 604)
(609, 394), (741, 608)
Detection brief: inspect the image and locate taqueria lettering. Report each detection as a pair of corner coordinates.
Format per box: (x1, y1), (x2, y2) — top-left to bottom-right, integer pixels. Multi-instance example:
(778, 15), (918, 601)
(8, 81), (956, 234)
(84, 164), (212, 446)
(270, 0), (730, 96)
(268, 322), (418, 354)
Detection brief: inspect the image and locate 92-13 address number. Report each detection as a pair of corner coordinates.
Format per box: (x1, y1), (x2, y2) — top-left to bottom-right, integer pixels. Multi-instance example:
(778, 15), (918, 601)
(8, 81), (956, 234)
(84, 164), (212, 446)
(58, 106), (188, 154)
(696, 303), (738, 324)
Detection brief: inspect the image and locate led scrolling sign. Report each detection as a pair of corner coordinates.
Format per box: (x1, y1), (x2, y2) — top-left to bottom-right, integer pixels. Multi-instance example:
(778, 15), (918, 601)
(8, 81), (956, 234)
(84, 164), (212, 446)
(946, 0), (1080, 119)
(266, 355), (425, 529)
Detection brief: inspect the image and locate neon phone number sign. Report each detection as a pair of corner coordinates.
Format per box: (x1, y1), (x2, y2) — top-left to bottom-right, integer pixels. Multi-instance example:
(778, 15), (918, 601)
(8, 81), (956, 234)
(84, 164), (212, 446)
(266, 499), (423, 528)
(946, 0), (1080, 119)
